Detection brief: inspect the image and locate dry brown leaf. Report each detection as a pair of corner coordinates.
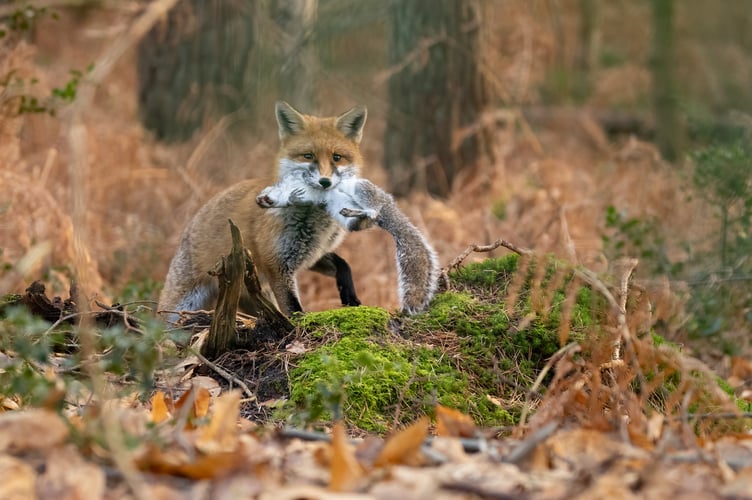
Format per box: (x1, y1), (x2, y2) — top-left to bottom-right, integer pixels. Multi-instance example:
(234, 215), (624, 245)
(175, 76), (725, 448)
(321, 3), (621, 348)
(195, 390), (241, 455)
(190, 376), (222, 398)
(722, 465), (752, 498)
(151, 390), (170, 424)
(646, 413), (665, 443)
(329, 421), (364, 492)
(37, 445), (105, 500)
(172, 383), (212, 430)
(1, 397), (20, 411)
(0, 455), (36, 500)
(435, 404), (476, 438)
(193, 386), (211, 419)
(0, 409), (69, 453)
(138, 445), (246, 480)
(285, 340), (308, 354)
(374, 416), (429, 467)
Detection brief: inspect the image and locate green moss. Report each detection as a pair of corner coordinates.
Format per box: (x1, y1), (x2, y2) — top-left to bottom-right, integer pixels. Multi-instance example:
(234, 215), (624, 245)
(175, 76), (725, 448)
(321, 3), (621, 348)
(450, 253), (519, 290)
(0, 294), (23, 312)
(286, 323), (513, 432)
(284, 255), (596, 432)
(294, 306), (390, 339)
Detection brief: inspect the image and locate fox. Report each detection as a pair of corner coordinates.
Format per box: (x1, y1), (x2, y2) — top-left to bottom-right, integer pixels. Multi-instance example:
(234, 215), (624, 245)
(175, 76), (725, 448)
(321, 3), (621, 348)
(256, 176), (440, 315)
(158, 101), (369, 322)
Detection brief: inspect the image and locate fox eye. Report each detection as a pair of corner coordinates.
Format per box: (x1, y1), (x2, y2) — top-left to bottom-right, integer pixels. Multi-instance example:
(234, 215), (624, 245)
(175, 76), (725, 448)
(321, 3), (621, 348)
(332, 153), (342, 162)
(303, 153), (315, 161)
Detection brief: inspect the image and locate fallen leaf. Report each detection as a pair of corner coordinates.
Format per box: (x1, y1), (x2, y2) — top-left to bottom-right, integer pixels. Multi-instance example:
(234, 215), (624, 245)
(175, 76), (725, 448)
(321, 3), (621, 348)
(191, 376), (222, 398)
(195, 390), (241, 455)
(374, 416), (429, 467)
(435, 404), (476, 438)
(1, 397), (19, 411)
(0, 409), (69, 453)
(722, 465), (752, 497)
(138, 445), (246, 480)
(0, 455), (36, 500)
(193, 385), (211, 419)
(329, 421), (364, 492)
(646, 413), (665, 443)
(37, 445), (105, 500)
(151, 390), (170, 424)
(173, 383), (212, 429)
(285, 340), (308, 354)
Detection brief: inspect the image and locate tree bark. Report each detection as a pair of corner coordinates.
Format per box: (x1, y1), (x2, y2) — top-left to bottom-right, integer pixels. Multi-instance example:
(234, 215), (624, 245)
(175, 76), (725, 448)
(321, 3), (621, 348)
(137, 0), (256, 141)
(574, 0), (598, 100)
(202, 220), (292, 360)
(269, 0), (318, 111)
(384, 0), (495, 198)
(650, 0), (680, 161)
(202, 220), (247, 360)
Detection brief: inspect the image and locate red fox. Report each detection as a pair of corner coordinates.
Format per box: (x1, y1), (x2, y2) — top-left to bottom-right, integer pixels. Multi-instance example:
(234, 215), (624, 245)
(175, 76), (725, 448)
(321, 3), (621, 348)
(158, 102), (368, 322)
(256, 177), (440, 315)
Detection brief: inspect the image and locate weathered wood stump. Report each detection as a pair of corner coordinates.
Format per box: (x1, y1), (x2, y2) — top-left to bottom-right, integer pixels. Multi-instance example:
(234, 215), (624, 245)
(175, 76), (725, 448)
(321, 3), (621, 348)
(201, 219), (293, 359)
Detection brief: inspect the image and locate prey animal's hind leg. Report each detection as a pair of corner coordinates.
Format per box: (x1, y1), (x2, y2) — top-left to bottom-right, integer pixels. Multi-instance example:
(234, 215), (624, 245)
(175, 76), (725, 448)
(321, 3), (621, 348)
(339, 207), (376, 232)
(309, 252), (361, 307)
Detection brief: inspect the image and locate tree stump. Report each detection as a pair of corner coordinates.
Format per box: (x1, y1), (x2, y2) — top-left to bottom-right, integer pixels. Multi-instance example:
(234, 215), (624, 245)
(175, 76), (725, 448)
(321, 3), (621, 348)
(202, 219), (293, 359)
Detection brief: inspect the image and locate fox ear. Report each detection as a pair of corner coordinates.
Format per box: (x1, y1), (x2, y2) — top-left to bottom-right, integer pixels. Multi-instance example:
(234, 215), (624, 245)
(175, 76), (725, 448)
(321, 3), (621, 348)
(335, 105), (367, 143)
(276, 101), (306, 140)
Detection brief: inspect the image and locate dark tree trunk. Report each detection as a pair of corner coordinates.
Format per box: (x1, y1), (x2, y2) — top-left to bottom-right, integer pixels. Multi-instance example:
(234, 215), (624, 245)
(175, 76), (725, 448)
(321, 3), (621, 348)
(650, 0), (680, 161)
(137, 0), (256, 141)
(384, 0), (494, 198)
(269, 0), (318, 110)
(574, 0), (598, 100)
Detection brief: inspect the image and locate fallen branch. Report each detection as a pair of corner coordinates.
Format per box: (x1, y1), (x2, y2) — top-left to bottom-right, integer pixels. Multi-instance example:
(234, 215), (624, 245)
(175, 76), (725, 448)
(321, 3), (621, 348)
(194, 351), (256, 402)
(441, 238), (530, 289)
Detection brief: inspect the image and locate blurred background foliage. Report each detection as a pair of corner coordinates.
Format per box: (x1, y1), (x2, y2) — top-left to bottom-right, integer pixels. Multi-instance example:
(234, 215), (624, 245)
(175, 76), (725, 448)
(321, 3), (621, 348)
(0, 0), (751, 368)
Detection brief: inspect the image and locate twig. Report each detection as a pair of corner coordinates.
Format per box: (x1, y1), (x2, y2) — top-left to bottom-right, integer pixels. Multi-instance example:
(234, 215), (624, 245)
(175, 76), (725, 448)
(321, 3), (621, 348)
(449, 238), (531, 269)
(440, 482), (521, 500)
(194, 351), (256, 402)
(441, 238), (531, 288)
(279, 426), (488, 454)
(676, 412), (752, 421)
(503, 420), (559, 464)
(519, 343), (580, 427)
(612, 258), (638, 361)
(496, 375), (544, 400)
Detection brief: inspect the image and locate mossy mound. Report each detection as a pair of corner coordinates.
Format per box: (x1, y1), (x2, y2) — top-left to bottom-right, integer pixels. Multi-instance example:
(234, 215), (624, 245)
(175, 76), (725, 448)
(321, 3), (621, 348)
(284, 254), (597, 432)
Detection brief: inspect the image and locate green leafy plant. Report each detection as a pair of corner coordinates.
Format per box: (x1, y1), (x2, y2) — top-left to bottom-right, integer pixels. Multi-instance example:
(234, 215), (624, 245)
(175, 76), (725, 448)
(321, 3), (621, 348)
(691, 141), (752, 270)
(601, 205), (684, 276)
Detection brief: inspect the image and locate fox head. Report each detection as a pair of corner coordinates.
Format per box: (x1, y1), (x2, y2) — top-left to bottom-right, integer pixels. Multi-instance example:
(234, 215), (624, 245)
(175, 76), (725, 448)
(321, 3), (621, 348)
(275, 101), (367, 190)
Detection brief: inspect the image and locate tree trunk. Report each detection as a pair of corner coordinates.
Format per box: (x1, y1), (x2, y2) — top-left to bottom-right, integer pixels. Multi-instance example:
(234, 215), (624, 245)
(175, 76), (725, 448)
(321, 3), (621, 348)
(650, 0), (680, 161)
(137, 0), (319, 141)
(384, 0), (495, 198)
(574, 0), (598, 100)
(269, 0), (318, 111)
(137, 0), (256, 141)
